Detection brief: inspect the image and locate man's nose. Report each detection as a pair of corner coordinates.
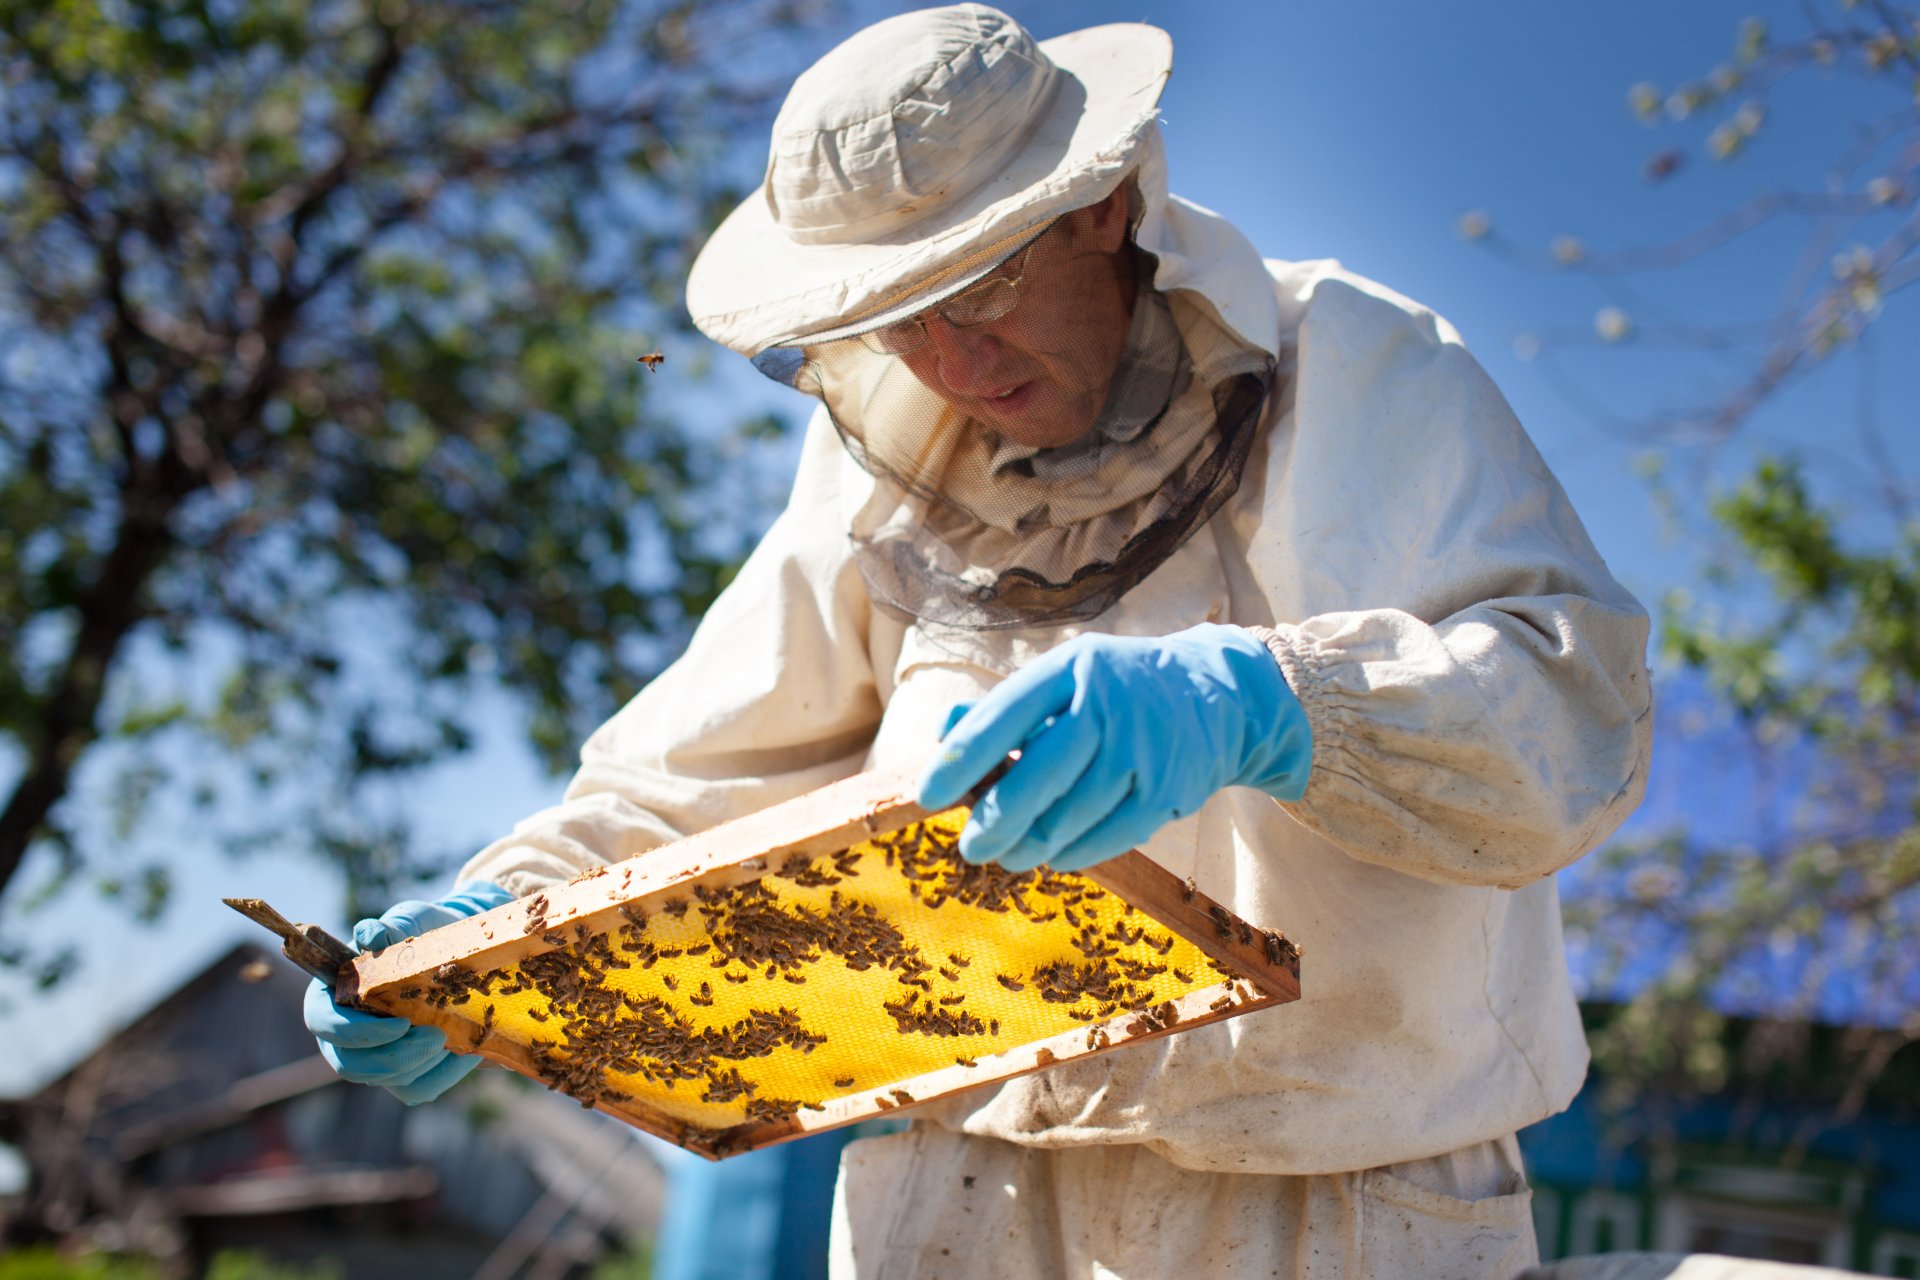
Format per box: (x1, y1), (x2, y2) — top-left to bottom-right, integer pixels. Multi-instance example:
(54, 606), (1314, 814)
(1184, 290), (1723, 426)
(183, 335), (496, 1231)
(921, 317), (1002, 395)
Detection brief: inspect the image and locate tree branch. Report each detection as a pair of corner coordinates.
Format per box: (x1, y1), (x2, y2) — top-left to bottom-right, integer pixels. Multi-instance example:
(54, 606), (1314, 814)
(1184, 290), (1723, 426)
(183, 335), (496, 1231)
(0, 484), (186, 889)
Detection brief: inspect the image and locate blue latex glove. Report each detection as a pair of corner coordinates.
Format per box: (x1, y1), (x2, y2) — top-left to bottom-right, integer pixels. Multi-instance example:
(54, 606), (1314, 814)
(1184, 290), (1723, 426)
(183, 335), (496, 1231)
(304, 880), (515, 1106)
(917, 623), (1312, 873)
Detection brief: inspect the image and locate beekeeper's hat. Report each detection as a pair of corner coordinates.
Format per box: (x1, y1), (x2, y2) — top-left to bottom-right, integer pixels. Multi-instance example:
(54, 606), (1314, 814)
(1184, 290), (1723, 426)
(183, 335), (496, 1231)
(686, 4), (1172, 355)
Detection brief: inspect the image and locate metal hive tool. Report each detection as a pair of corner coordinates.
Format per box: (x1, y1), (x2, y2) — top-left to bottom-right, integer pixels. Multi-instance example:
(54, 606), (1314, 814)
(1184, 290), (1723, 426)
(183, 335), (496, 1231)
(333, 770), (1301, 1159)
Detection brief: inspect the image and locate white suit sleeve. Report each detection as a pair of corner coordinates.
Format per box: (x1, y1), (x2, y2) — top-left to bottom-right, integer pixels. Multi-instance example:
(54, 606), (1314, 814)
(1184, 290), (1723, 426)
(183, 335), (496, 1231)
(1248, 268), (1653, 890)
(458, 411), (883, 898)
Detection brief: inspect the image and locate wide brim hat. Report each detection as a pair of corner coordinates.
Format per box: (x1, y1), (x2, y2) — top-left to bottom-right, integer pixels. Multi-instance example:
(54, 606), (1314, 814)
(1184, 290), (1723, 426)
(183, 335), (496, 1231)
(686, 5), (1172, 356)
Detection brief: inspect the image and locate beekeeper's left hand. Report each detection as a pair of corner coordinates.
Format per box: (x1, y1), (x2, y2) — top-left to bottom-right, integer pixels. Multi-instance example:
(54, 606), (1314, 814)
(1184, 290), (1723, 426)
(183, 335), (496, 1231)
(304, 880), (515, 1105)
(917, 623), (1312, 872)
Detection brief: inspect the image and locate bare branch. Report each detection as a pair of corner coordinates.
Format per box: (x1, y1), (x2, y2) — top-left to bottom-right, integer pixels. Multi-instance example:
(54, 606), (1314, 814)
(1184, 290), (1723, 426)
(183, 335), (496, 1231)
(1484, 188), (1908, 277)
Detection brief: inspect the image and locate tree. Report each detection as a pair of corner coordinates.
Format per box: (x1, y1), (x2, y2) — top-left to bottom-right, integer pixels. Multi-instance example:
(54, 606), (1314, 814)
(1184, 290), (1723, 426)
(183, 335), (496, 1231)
(1464, 2), (1918, 1113)
(0, 0), (814, 952)
(1576, 456), (1918, 1120)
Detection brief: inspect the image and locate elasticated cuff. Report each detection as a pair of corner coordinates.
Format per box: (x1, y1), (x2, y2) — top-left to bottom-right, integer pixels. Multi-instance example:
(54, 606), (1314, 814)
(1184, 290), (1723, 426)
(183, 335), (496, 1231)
(1240, 623), (1343, 804)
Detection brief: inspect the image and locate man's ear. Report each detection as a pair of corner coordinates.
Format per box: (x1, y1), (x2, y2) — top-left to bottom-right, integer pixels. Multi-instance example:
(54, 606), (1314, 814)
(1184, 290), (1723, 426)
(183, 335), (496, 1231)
(1063, 186), (1130, 254)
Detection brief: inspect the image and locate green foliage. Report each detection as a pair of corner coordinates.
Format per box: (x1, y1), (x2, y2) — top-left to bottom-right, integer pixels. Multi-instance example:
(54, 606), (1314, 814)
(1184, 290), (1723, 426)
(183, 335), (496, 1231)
(1663, 459), (1920, 725)
(1481, 1), (1920, 1114)
(1569, 457), (1920, 1102)
(0, 1250), (160, 1280)
(0, 0), (811, 921)
(588, 1245), (654, 1280)
(0, 1249), (343, 1280)
(203, 1252), (341, 1280)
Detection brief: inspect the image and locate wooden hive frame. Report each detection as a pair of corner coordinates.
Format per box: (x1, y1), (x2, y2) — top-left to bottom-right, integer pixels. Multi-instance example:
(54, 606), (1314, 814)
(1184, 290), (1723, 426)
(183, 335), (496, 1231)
(342, 770), (1301, 1160)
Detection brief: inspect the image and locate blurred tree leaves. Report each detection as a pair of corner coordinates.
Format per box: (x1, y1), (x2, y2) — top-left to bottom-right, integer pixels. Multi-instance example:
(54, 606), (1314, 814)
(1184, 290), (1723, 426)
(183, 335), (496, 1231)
(0, 0), (816, 926)
(1467, 1), (1919, 1108)
(1571, 455), (1920, 1101)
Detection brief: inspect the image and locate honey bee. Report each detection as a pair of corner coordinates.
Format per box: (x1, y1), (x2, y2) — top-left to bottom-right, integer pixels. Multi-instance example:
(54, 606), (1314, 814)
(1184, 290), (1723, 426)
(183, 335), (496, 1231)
(636, 352), (666, 373)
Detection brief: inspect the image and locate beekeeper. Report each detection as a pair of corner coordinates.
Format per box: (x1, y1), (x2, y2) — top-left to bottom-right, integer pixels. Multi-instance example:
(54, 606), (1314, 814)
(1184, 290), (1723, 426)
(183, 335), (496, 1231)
(307, 7), (1653, 1277)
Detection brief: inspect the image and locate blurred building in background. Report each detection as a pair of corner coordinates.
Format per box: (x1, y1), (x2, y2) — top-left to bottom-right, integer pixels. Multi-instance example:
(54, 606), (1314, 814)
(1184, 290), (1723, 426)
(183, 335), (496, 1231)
(1524, 1009), (1920, 1276)
(0, 945), (665, 1278)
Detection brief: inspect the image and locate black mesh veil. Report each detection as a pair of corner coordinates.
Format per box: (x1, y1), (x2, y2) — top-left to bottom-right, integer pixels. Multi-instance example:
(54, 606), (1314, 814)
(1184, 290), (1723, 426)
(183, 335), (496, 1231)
(753, 206), (1276, 631)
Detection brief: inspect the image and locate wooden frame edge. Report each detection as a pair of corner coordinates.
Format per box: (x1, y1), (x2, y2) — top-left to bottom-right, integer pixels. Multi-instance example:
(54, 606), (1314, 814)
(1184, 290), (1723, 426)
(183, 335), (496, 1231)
(1084, 852), (1301, 1000)
(343, 769), (931, 1004)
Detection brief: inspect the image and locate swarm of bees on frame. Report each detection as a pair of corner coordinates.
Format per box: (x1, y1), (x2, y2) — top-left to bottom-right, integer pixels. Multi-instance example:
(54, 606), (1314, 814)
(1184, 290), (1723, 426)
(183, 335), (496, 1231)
(404, 818), (1257, 1125)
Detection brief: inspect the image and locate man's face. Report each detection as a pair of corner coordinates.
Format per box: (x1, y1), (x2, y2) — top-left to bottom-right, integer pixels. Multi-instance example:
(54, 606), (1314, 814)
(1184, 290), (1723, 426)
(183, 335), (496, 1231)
(897, 194), (1135, 450)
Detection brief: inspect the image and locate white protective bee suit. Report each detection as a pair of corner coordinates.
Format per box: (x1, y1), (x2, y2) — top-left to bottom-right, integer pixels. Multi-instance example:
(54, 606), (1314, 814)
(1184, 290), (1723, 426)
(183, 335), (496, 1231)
(460, 8), (1653, 1278)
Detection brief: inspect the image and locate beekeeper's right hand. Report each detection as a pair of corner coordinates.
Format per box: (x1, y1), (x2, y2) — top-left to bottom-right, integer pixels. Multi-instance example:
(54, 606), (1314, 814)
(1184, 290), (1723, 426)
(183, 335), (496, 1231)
(304, 881), (514, 1105)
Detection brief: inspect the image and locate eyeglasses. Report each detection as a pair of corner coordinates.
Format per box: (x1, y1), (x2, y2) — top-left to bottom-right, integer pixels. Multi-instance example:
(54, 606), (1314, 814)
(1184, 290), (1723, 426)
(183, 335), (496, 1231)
(858, 235), (1044, 356)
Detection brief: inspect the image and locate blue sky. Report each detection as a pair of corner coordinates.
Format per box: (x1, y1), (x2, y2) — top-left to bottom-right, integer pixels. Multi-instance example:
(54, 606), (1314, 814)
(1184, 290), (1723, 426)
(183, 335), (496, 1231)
(0, 1), (1913, 1098)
